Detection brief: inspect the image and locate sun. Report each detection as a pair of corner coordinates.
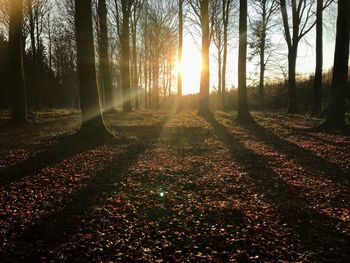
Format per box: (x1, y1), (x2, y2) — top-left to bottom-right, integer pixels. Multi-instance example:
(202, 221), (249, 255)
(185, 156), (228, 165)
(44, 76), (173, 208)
(178, 41), (202, 95)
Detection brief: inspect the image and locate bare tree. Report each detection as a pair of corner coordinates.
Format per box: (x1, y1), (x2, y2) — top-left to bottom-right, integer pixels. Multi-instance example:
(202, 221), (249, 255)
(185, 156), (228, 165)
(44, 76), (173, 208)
(212, 0), (235, 108)
(316, 0), (349, 130)
(221, 0), (234, 108)
(237, 0), (253, 122)
(98, 0), (114, 112)
(189, 0), (211, 113)
(178, 0), (184, 98)
(311, 0), (333, 116)
(120, 0), (132, 112)
(26, 0), (52, 109)
(75, 0), (107, 133)
(249, 0), (278, 109)
(9, 0), (27, 123)
(146, 0), (177, 108)
(280, 0), (317, 113)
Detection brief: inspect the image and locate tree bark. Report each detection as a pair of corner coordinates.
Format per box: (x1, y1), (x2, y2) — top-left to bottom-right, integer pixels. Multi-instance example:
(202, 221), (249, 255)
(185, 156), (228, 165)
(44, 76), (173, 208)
(98, 0), (114, 113)
(237, 0), (253, 122)
(217, 42), (222, 97)
(28, 1), (38, 109)
(75, 0), (107, 133)
(258, 1), (267, 109)
(280, 0), (301, 114)
(259, 45), (265, 108)
(199, 0), (210, 114)
(9, 0), (27, 124)
(131, 9), (139, 109)
(178, 0), (183, 98)
(121, 0), (132, 112)
(311, 0), (323, 116)
(222, 0), (230, 109)
(144, 32), (148, 109)
(287, 45), (298, 114)
(318, 0), (349, 130)
(148, 56), (152, 107)
(152, 55), (160, 108)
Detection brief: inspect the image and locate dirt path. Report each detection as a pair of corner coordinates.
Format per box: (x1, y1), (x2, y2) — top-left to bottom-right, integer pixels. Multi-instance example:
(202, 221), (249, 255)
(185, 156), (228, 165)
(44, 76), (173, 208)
(0, 111), (349, 262)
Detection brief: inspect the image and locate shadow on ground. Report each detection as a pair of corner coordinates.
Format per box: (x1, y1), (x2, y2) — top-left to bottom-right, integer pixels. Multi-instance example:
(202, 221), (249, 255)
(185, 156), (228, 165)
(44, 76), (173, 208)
(202, 112), (350, 261)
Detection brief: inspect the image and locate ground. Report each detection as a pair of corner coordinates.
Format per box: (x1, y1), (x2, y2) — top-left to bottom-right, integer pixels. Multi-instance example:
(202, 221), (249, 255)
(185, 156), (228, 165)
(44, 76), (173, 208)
(0, 110), (349, 262)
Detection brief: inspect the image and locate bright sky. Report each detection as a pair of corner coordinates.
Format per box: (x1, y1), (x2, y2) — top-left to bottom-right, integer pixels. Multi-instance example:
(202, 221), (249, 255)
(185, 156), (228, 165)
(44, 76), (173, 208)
(179, 17), (337, 95)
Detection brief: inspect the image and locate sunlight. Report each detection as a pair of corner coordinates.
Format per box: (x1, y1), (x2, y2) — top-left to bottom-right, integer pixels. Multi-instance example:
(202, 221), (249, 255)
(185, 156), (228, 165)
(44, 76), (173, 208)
(178, 41), (202, 95)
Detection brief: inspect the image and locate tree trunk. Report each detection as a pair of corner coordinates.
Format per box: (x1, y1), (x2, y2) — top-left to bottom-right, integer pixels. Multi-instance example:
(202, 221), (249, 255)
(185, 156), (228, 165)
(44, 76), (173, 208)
(98, 0), (114, 113)
(144, 36), (148, 109)
(178, 0), (183, 98)
(318, 0), (349, 130)
(259, 37), (265, 109)
(311, 0), (323, 116)
(287, 45), (298, 114)
(199, 0), (210, 114)
(222, 0), (230, 109)
(75, 0), (107, 133)
(148, 57), (152, 107)
(9, 0), (27, 124)
(28, 1), (37, 110)
(121, 0), (132, 112)
(35, 7), (41, 109)
(132, 26), (139, 109)
(259, 2), (267, 110)
(152, 55), (160, 108)
(237, 0), (253, 122)
(217, 43), (222, 98)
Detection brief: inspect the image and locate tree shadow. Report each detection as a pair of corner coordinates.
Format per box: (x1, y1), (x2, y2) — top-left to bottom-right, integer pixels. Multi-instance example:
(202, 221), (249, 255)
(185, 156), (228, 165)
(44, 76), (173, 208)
(0, 113), (173, 187)
(219, 113), (349, 184)
(238, 120), (350, 185)
(202, 113), (350, 261)
(0, 132), (118, 187)
(1, 117), (171, 261)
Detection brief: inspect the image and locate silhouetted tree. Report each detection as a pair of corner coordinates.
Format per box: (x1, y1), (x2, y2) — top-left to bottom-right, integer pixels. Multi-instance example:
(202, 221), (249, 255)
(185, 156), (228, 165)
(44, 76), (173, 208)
(237, 0), (253, 122)
(249, 0), (278, 109)
(221, 0), (233, 108)
(199, 0), (210, 114)
(280, 0), (317, 114)
(98, 0), (114, 113)
(317, 0), (349, 130)
(178, 0), (183, 98)
(130, 0), (145, 110)
(121, 0), (132, 112)
(75, 0), (107, 133)
(311, 0), (333, 116)
(9, 0), (27, 124)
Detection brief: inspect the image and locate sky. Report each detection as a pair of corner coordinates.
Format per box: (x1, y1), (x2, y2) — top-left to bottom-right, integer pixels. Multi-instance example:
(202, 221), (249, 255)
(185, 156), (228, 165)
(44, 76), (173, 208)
(180, 6), (338, 95)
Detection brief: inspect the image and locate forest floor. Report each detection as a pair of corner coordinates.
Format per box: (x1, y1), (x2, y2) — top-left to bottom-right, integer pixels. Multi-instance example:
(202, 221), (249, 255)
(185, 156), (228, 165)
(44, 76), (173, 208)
(0, 109), (349, 262)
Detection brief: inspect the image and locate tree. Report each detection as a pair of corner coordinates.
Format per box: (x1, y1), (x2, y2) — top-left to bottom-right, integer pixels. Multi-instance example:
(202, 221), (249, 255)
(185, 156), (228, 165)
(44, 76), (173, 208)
(75, 0), (107, 133)
(178, 0), (184, 98)
(311, 0), (333, 116)
(316, 0), (349, 130)
(249, 0), (278, 109)
(212, 0), (234, 108)
(98, 0), (114, 113)
(221, 0), (233, 108)
(26, 0), (52, 109)
(130, 0), (143, 110)
(120, 0), (132, 112)
(199, 0), (210, 114)
(236, 0), (253, 122)
(212, 0), (224, 100)
(9, 0), (27, 124)
(280, 0), (317, 113)
(146, 0), (177, 109)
